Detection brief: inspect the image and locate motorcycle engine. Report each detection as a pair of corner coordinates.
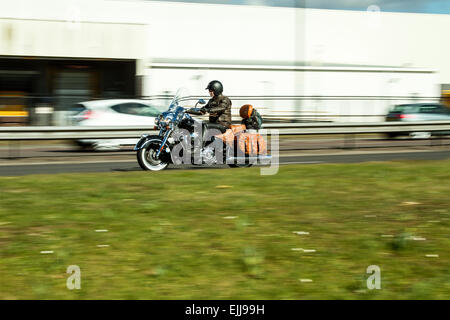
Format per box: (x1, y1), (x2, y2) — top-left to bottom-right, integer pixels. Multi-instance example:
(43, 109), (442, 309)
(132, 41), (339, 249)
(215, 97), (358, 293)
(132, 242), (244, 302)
(201, 146), (217, 165)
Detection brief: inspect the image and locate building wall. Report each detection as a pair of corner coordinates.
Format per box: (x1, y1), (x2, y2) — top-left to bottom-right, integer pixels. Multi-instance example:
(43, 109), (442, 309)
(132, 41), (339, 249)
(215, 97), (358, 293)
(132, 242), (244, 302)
(303, 8), (450, 84)
(145, 64), (438, 122)
(0, 0), (448, 122)
(2, 1), (448, 79)
(0, 18), (147, 59)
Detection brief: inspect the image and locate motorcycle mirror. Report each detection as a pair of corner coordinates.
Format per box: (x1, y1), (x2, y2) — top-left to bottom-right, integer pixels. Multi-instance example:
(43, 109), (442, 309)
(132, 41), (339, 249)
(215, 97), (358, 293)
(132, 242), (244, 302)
(194, 99), (206, 108)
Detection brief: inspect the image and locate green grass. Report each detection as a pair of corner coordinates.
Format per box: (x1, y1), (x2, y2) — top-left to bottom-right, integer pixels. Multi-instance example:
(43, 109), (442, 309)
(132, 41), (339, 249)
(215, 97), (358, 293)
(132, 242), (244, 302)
(0, 160), (449, 299)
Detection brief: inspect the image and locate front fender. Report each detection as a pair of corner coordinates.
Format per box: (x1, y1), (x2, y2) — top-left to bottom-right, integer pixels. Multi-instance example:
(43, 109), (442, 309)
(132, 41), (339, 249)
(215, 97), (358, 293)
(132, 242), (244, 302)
(133, 135), (162, 151)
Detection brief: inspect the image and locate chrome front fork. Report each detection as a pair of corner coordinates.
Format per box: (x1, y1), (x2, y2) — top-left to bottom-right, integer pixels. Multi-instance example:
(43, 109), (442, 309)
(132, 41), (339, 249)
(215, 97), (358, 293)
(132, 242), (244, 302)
(155, 129), (172, 158)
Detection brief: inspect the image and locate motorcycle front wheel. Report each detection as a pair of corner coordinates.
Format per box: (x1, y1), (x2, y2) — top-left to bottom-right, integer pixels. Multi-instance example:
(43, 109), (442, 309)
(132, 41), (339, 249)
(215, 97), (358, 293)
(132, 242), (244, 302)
(137, 142), (169, 171)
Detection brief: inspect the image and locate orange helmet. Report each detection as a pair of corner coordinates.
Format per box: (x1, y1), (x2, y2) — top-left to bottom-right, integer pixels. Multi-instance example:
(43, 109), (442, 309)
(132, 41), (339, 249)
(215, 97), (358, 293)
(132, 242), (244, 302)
(240, 104), (254, 119)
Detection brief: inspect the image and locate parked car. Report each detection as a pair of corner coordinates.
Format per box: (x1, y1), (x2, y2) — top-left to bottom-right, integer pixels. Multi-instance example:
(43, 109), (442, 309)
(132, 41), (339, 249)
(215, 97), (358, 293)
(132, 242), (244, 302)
(72, 99), (162, 150)
(385, 103), (450, 138)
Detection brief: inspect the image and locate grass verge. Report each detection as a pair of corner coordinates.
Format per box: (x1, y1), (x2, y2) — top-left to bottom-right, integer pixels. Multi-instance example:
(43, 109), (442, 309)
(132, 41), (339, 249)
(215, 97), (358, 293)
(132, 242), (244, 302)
(0, 160), (449, 299)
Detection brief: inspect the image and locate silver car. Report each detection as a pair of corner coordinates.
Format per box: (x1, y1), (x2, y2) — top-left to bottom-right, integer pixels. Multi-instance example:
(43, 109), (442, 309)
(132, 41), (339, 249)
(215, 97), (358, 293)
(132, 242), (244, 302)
(72, 99), (162, 150)
(385, 103), (450, 138)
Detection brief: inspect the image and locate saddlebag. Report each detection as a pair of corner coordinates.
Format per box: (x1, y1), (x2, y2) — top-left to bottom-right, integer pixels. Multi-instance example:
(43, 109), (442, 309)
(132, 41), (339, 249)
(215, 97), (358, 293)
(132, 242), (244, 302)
(237, 132), (267, 155)
(215, 124), (267, 156)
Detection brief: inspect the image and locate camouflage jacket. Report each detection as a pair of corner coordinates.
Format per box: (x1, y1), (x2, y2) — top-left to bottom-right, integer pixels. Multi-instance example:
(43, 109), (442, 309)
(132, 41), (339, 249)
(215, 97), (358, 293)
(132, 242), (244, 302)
(204, 94), (232, 127)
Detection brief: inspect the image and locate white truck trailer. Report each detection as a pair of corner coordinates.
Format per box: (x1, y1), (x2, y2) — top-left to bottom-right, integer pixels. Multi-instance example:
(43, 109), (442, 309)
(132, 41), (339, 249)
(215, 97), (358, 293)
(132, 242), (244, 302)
(142, 61), (440, 122)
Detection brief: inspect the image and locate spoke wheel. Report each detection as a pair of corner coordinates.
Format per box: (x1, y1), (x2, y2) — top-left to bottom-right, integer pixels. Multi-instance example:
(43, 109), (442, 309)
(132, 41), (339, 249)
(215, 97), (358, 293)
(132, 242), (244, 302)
(137, 142), (169, 171)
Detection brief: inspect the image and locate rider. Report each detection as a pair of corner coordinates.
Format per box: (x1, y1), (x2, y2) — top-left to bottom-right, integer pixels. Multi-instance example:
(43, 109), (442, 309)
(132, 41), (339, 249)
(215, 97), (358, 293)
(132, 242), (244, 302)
(198, 80), (232, 133)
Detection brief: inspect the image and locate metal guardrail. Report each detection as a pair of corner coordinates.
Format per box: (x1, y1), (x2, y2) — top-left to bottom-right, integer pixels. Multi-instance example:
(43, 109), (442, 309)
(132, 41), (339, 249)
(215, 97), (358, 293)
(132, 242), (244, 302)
(1, 94), (445, 126)
(0, 126), (158, 140)
(262, 121), (450, 135)
(1, 121), (450, 140)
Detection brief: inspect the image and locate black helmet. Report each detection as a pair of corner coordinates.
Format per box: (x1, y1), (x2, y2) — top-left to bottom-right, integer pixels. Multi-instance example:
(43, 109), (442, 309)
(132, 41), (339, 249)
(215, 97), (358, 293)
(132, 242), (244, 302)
(205, 80), (223, 96)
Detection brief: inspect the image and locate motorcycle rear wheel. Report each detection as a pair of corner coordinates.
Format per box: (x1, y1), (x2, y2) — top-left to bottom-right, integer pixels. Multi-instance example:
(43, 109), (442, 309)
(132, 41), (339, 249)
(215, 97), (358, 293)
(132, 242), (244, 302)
(225, 145), (253, 168)
(228, 163), (253, 168)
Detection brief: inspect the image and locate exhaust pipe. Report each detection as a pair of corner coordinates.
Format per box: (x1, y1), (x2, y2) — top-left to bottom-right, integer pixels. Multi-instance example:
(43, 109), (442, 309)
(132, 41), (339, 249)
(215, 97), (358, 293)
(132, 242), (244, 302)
(226, 155), (272, 162)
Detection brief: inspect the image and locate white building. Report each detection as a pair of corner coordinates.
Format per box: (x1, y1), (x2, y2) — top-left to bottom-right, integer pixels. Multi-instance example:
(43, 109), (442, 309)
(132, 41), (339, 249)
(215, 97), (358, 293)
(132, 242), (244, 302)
(0, 0), (449, 123)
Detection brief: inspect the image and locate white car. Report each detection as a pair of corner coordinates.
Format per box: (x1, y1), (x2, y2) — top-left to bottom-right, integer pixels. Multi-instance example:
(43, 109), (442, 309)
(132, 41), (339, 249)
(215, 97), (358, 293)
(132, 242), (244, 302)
(72, 99), (162, 150)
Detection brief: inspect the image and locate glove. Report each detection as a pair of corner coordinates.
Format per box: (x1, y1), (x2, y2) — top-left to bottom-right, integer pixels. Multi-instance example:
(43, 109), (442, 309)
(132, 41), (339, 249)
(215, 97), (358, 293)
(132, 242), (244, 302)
(186, 108), (203, 115)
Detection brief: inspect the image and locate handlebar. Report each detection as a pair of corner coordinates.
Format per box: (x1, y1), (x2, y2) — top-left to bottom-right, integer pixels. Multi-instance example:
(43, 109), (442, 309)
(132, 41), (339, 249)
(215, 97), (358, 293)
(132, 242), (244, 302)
(186, 108), (204, 115)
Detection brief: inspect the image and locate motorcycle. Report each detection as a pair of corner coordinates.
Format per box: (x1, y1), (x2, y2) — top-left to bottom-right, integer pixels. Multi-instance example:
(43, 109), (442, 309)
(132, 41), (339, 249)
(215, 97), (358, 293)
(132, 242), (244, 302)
(134, 88), (271, 171)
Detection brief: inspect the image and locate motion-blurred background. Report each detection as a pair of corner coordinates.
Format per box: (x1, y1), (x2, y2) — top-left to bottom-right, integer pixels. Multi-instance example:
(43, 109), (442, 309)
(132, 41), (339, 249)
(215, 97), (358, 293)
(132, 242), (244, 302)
(1, 0), (449, 127)
(1, 1), (450, 300)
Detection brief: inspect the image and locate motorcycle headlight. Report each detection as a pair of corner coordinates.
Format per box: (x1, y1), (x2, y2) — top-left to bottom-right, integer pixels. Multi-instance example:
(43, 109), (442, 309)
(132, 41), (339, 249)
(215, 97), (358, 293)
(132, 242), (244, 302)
(158, 117), (172, 129)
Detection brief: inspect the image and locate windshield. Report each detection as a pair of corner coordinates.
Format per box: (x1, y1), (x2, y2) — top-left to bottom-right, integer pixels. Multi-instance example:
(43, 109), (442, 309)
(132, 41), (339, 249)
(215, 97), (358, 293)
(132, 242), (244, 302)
(392, 105), (420, 113)
(169, 87), (191, 111)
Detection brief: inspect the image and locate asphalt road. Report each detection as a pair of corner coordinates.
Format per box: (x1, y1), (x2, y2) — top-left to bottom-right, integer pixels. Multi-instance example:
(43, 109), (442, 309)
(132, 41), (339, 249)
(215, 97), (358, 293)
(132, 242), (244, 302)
(1, 149), (449, 176)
